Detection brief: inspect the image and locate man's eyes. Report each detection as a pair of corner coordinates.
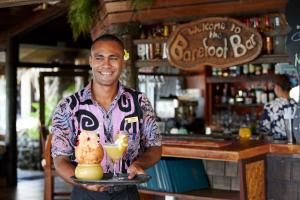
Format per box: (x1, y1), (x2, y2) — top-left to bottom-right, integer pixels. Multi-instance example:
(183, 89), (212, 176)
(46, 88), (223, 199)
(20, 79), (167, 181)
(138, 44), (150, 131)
(94, 56), (120, 61)
(95, 56), (104, 60)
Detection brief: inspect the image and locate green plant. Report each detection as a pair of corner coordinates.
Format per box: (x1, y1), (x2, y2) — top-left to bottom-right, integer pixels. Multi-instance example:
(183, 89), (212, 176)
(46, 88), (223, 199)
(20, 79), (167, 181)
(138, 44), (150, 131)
(68, 0), (154, 41)
(68, 0), (98, 41)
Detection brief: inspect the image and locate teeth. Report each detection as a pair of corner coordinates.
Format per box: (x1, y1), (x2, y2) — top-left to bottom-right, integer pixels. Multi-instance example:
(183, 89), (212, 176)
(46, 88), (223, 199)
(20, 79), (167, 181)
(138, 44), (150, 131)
(101, 72), (112, 75)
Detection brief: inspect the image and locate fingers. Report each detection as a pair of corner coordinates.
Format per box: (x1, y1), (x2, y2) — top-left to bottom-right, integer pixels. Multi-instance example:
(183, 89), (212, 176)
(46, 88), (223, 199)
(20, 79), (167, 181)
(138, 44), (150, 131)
(82, 184), (109, 192)
(127, 163), (145, 179)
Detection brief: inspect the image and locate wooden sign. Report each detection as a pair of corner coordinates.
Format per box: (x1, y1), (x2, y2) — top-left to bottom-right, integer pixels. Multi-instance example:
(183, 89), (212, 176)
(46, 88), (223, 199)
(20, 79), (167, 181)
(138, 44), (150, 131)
(167, 17), (263, 69)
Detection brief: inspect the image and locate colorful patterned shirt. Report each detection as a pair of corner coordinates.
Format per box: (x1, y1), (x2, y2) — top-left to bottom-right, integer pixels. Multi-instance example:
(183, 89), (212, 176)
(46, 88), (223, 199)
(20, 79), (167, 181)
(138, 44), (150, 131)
(259, 97), (297, 139)
(51, 82), (161, 173)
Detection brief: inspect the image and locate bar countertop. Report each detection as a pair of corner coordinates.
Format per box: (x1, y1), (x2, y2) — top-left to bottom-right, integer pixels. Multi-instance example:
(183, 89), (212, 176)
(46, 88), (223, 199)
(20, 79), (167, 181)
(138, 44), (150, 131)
(161, 134), (300, 161)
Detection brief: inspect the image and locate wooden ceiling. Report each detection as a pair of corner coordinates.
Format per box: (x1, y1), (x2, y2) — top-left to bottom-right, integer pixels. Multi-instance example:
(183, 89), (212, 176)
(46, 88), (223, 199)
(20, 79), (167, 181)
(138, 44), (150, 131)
(0, 0), (290, 62)
(0, 0), (92, 50)
(92, 0), (288, 39)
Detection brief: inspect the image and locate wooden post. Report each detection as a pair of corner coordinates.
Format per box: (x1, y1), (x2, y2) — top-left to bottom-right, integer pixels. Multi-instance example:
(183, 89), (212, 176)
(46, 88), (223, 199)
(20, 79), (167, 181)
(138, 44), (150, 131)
(123, 33), (138, 89)
(5, 37), (18, 186)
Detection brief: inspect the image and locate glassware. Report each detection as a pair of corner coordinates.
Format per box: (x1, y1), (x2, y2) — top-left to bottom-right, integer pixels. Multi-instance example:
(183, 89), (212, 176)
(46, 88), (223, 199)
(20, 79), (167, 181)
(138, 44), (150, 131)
(103, 131), (128, 179)
(239, 127), (252, 140)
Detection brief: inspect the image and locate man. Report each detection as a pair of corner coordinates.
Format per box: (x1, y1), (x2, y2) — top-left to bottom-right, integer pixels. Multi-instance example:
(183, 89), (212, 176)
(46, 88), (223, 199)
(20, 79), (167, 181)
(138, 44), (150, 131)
(51, 34), (162, 199)
(260, 74), (297, 140)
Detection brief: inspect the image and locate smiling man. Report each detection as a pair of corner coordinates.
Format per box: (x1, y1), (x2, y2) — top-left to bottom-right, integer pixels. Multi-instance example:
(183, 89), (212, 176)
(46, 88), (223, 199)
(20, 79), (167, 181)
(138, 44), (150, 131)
(51, 34), (162, 200)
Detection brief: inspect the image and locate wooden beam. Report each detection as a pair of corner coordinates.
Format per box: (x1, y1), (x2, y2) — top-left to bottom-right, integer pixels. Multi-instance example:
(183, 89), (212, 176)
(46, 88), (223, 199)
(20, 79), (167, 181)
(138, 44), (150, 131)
(107, 0), (288, 24)
(93, 0), (288, 36)
(5, 37), (18, 186)
(0, 3), (67, 45)
(0, 0), (58, 8)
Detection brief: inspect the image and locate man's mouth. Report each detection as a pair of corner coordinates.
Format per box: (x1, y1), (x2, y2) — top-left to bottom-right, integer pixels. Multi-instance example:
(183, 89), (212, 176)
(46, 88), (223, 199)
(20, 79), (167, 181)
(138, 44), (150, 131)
(100, 71), (113, 75)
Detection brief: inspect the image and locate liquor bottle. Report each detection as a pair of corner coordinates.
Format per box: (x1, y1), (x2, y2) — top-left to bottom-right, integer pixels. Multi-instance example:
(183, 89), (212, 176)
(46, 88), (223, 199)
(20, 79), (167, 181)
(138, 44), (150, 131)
(244, 88), (253, 105)
(250, 85), (257, 104)
(262, 63), (270, 74)
(235, 88), (244, 104)
(147, 30), (155, 60)
(243, 64), (249, 75)
(261, 86), (268, 104)
(153, 28), (162, 59)
(265, 36), (273, 54)
(214, 84), (222, 104)
(249, 64), (255, 75)
(162, 24), (169, 59)
(221, 84), (229, 104)
(262, 15), (273, 33)
(137, 29), (147, 60)
(222, 68), (229, 77)
(253, 17), (261, 32)
(255, 87), (262, 104)
(267, 83), (275, 102)
(228, 86), (235, 104)
(255, 64), (262, 75)
(212, 67), (218, 76)
(273, 16), (285, 54)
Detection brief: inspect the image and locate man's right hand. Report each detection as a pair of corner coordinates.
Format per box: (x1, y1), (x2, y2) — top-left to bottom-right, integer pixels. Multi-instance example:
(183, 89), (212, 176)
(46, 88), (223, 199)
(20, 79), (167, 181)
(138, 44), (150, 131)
(81, 184), (111, 192)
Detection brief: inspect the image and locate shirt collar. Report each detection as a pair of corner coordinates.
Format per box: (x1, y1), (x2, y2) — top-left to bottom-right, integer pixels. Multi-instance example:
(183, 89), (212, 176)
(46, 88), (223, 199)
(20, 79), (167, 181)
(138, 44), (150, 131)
(83, 81), (126, 107)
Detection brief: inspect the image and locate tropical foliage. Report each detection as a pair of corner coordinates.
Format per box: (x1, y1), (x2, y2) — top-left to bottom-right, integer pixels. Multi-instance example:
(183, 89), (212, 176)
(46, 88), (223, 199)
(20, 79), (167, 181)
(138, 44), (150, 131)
(68, 0), (154, 41)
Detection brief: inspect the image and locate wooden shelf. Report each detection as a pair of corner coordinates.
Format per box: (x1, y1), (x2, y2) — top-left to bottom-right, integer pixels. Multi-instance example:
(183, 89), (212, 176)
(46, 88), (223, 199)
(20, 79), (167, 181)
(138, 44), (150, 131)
(206, 74), (278, 83)
(249, 54), (290, 64)
(135, 59), (171, 68)
(139, 188), (240, 200)
(215, 103), (264, 108)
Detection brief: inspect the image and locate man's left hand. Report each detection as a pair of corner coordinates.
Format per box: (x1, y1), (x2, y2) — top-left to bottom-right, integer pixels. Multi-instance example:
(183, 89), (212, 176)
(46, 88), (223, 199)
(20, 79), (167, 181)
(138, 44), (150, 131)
(127, 163), (145, 179)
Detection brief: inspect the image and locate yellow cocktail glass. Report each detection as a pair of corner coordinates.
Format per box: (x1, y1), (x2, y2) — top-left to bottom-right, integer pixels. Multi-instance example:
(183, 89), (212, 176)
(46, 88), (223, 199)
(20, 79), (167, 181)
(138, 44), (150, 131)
(103, 144), (126, 162)
(239, 127), (252, 140)
(103, 132), (128, 178)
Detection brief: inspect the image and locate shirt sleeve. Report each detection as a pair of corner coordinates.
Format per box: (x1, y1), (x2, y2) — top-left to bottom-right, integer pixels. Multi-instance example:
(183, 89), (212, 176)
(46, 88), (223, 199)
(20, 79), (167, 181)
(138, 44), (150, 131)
(140, 93), (162, 148)
(50, 98), (75, 158)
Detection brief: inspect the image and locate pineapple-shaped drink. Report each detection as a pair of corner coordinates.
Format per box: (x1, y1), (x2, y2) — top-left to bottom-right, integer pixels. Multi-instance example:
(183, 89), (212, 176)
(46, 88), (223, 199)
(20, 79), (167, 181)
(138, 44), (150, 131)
(75, 131), (104, 180)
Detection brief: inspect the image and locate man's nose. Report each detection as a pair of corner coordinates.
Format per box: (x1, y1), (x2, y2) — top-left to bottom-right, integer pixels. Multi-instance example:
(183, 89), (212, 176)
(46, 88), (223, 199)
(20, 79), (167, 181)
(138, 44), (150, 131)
(102, 58), (112, 67)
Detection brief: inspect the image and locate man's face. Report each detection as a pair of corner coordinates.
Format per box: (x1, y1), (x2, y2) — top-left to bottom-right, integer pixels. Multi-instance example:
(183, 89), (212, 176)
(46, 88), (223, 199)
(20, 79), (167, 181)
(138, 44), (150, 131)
(89, 40), (124, 87)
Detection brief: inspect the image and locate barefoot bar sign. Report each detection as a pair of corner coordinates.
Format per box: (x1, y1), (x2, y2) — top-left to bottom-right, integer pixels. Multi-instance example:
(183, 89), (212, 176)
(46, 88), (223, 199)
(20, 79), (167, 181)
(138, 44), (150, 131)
(167, 17), (262, 69)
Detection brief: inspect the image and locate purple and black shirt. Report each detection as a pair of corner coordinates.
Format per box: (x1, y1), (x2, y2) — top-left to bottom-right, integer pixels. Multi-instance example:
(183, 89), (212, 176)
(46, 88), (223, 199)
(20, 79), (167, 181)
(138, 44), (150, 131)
(51, 82), (161, 173)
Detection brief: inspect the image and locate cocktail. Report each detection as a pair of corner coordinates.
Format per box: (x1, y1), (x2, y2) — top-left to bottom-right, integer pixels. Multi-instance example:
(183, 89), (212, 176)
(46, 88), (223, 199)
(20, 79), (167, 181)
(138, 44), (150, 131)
(103, 131), (128, 179)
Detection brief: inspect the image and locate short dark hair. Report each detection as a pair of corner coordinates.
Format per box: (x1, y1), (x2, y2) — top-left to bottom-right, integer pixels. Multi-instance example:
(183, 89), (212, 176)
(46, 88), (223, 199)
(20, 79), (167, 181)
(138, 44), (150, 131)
(274, 74), (292, 91)
(92, 34), (124, 50)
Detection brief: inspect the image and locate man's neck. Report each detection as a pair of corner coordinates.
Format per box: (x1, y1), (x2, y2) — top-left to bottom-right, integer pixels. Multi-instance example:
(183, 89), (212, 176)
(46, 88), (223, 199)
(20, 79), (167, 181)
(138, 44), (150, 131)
(92, 81), (119, 111)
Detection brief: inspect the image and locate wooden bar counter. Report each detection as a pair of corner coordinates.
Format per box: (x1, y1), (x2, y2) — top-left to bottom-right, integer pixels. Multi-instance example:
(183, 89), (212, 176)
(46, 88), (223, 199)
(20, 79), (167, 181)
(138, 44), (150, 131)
(158, 136), (279, 200)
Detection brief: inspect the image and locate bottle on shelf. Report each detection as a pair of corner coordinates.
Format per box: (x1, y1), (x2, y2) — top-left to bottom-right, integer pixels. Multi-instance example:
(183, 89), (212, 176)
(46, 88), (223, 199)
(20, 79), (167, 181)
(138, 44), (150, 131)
(255, 64), (262, 75)
(243, 64), (249, 75)
(244, 87), (254, 105)
(228, 86), (235, 105)
(214, 84), (222, 104)
(267, 83), (275, 102)
(262, 63), (271, 74)
(153, 27), (162, 59)
(264, 36), (273, 54)
(221, 84), (229, 104)
(273, 16), (285, 54)
(137, 29), (147, 60)
(249, 85), (257, 104)
(261, 85), (268, 104)
(146, 30), (155, 60)
(235, 88), (244, 104)
(248, 64), (255, 75)
(162, 24), (169, 59)
(262, 15), (273, 33)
